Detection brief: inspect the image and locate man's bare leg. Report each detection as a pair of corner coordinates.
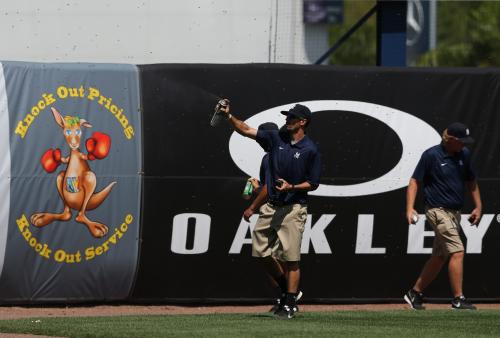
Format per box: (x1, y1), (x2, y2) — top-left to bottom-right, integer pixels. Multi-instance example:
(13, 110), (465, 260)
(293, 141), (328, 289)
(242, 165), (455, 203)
(260, 256), (287, 291)
(286, 261), (300, 294)
(448, 251), (464, 297)
(413, 255), (446, 292)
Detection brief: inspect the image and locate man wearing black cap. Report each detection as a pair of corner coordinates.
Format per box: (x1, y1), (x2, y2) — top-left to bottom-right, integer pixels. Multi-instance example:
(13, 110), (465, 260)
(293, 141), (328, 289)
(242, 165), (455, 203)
(220, 101), (321, 319)
(243, 122), (279, 222)
(243, 122), (294, 312)
(404, 122), (482, 310)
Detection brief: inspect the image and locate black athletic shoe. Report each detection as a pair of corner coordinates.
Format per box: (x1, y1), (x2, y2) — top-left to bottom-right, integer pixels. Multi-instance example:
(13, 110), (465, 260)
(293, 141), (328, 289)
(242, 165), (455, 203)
(269, 296), (282, 313)
(270, 290), (303, 313)
(404, 289), (425, 310)
(274, 304), (297, 319)
(452, 296), (477, 310)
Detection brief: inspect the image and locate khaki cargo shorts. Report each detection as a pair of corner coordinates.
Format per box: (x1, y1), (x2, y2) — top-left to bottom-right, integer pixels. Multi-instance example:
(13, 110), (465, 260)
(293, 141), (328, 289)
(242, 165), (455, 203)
(252, 202), (307, 262)
(425, 207), (464, 257)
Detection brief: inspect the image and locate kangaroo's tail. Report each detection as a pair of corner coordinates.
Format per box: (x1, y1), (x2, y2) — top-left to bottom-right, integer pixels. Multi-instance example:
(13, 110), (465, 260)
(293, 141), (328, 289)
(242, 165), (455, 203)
(87, 182), (117, 210)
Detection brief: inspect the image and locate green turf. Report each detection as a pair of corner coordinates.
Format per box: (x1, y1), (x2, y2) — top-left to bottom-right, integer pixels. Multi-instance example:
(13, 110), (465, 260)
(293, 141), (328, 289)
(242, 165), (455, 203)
(1, 310), (500, 337)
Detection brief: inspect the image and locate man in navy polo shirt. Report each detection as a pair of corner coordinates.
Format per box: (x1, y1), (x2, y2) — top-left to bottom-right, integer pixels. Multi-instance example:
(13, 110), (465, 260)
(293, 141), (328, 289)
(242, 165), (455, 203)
(242, 122), (277, 223)
(220, 101), (321, 319)
(243, 122), (290, 311)
(404, 122), (482, 310)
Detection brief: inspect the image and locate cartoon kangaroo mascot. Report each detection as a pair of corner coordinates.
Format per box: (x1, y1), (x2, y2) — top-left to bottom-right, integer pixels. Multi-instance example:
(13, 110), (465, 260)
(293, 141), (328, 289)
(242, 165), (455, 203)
(30, 107), (116, 238)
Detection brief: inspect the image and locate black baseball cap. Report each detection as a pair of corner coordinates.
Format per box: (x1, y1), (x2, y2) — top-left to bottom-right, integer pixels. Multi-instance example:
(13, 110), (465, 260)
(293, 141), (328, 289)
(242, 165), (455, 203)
(447, 122), (474, 144)
(280, 104), (312, 121)
(258, 122), (279, 132)
(256, 122), (279, 151)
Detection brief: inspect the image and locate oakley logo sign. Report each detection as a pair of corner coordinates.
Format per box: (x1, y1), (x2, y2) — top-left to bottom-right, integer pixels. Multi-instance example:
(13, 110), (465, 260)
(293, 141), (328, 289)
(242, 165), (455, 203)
(228, 100), (440, 197)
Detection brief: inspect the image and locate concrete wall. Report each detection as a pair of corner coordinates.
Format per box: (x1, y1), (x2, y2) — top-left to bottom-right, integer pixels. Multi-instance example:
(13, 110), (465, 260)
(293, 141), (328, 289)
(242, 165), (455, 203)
(0, 0), (328, 64)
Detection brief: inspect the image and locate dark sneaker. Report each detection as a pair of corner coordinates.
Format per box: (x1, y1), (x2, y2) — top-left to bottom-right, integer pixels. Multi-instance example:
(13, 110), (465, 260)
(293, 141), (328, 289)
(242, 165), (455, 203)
(269, 297), (282, 313)
(270, 290), (303, 313)
(275, 304), (296, 319)
(452, 296), (477, 310)
(404, 289), (425, 310)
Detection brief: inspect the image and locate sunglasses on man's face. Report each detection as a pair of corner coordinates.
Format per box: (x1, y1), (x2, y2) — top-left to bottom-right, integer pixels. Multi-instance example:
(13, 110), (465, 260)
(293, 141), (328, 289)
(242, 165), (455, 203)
(286, 115), (304, 123)
(448, 136), (465, 145)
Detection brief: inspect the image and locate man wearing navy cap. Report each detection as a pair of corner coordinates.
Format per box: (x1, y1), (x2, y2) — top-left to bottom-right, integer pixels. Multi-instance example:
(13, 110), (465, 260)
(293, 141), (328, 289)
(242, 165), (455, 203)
(243, 122), (281, 223)
(242, 122), (294, 312)
(404, 122), (482, 310)
(220, 102), (321, 319)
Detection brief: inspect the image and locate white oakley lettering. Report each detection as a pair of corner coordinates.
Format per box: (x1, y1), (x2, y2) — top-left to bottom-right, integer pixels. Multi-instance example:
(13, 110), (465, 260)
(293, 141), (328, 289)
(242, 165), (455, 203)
(407, 215), (433, 254)
(171, 213), (211, 254)
(300, 214), (335, 254)
(460, 214), (494, 254)
(355, 214), (386, 254)
(228, 100), (440, 197)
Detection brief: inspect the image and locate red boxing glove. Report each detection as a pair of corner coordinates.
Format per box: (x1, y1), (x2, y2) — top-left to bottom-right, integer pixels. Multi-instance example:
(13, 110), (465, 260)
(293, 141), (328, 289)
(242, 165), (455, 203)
(86, 132), (111, 161)
(40, 148), (62, 173)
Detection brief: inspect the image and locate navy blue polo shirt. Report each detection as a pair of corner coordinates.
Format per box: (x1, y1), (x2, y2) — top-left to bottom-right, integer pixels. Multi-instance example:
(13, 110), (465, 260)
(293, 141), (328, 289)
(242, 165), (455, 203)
(256, 129), (321, 205)
(412, 144), (476, 210)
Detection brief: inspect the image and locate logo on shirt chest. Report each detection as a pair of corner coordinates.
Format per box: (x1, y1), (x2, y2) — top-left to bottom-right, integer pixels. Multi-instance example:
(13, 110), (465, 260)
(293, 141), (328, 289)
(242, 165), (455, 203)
(294, 152), (301, 159)
(440, 158), (465, 172)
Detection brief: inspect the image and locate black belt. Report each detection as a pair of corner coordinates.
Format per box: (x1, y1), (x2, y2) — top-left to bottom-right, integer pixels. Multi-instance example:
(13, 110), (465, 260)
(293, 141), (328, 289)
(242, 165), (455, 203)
(269, 200), (289, 207)
(268, 200), (307, 207)
(426, 206), (461, 213)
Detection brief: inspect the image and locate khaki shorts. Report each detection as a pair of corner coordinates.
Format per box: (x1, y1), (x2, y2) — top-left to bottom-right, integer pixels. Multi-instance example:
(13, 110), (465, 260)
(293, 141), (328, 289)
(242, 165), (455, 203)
(252, 202), (307, 262)
(425, 207), (464, 257)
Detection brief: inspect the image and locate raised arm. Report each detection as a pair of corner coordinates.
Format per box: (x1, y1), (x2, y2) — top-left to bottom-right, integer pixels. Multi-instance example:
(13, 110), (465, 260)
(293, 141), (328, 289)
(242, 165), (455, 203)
(219, 100), (257, 139)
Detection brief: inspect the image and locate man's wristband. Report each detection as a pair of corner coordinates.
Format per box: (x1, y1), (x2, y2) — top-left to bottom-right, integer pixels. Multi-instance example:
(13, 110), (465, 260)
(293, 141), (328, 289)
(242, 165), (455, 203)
(227, 113), (232, 120)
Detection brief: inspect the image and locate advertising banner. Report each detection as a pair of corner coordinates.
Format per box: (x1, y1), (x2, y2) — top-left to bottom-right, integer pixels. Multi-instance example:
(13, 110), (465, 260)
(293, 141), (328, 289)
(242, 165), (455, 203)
(133, 64), (500, 302)
(1, 63), (499, 303)
(0, 62), (142, 302)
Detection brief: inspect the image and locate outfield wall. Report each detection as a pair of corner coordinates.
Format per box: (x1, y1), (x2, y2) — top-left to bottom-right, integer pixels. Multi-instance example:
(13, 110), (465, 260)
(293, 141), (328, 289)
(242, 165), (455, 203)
(0, 62), (499, 303)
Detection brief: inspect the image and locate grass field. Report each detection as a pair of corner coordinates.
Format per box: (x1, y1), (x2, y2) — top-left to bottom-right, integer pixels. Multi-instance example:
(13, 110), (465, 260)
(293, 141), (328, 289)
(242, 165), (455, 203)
(1, 310), (500, 337)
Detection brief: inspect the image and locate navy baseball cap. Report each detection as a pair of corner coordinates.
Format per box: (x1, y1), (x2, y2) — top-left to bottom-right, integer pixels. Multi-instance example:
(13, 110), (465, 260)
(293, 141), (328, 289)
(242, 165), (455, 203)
(258, 122), (279, 132)
(256, 122), (279, 151)
(280, 104), (312, 121)
(447, 122), (474, 144)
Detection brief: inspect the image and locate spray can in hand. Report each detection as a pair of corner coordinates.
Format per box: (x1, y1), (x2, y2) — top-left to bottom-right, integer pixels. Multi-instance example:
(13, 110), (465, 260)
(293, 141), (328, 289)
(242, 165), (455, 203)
(210, 99), (230, 127)
(242, 179), (254, 200)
